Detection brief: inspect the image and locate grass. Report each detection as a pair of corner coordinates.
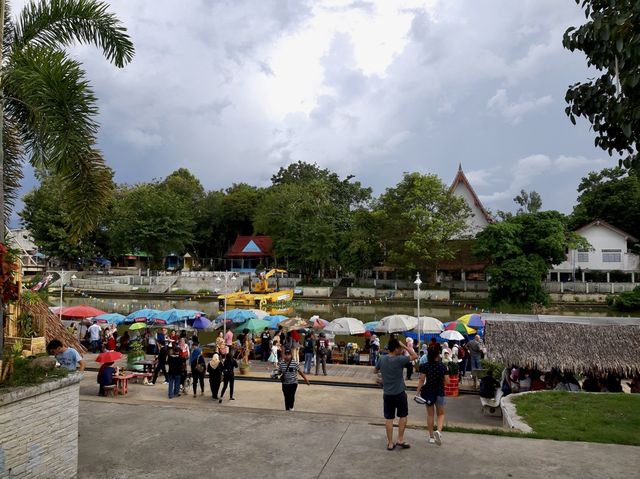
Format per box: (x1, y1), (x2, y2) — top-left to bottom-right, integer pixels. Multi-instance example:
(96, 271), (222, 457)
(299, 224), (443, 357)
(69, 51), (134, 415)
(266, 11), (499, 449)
(512, 391), (640, 446)
(0, 356), (69, 390)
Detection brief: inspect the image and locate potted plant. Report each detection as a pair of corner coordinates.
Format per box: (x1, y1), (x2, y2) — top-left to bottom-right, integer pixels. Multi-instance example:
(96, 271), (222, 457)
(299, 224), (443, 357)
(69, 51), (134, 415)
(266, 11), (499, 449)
(238, 361), (250, 375)
(127, 341), (145, 371)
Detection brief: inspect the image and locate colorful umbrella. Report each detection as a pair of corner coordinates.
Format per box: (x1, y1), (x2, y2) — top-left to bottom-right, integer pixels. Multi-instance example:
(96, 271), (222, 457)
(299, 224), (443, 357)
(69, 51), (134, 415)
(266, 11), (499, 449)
(246, 309), (269, 320)
(266, 315), (288, 329)
(309, 315), (329, 329)
(95, 351), (122, 363)
(124, 309), (162, 323)
(129, 322), (147, 331)
(375, 315), (418, 333)
(192, 317), (212, 330)
(457, 313), (485, 329)
(444, 321), (476, 335)
(216, 309), (258, 324)
(152, 309), (203, 325)
(60, 305), (106, 318)
(364, 321), (380, 332)
(93, 313), (126, 325)
(278, 316), (308, 331)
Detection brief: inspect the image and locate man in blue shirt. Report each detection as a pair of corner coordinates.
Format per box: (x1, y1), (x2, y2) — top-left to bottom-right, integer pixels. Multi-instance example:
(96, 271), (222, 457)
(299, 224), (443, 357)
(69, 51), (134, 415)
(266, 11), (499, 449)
(47, 339), (85, 371)
(374, 338), (418, 450)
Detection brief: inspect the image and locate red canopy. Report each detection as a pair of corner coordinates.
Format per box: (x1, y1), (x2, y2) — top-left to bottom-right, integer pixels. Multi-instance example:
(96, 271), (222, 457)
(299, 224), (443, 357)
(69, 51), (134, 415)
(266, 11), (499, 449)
(60, 305), (107, 318)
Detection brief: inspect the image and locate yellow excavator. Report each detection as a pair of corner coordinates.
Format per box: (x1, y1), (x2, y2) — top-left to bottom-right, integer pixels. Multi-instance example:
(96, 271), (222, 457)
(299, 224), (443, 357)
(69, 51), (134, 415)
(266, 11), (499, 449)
(218, 269), (294, 309)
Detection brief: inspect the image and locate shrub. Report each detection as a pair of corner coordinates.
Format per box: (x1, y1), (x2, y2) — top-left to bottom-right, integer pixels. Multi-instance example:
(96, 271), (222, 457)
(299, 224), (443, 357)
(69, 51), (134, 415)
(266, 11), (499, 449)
(610, 285), (640, 312)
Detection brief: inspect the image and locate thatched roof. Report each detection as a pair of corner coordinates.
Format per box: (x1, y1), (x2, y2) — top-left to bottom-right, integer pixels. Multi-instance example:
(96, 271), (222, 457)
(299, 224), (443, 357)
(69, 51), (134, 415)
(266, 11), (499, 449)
(483, 314), (640, 376)
(20, 297), (87, 353)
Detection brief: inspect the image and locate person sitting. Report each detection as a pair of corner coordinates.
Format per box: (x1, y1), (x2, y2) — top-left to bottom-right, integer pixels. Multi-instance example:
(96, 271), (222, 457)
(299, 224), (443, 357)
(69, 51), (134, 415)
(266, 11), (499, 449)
(119, 331), (130, 352)
(97, 361), (116, 396)
(582, 372), (600, 392)
(529, 370), (546, 391)
(518, 369), (531, 392)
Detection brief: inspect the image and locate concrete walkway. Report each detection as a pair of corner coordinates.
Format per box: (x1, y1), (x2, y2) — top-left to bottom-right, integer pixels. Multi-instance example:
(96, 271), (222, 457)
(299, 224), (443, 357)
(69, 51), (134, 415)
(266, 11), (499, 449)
(78, 392), (638, 479)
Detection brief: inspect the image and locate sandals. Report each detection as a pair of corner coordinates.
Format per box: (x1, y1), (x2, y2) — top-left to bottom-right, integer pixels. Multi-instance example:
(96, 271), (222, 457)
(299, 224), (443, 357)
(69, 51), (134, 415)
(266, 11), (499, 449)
(386, 444), (395, 451)
(396, 442), (411, 449)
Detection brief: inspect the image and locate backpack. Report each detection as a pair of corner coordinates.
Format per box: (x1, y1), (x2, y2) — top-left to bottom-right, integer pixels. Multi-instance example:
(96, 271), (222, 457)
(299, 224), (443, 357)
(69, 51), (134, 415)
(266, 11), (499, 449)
(457, 345), (465, 359)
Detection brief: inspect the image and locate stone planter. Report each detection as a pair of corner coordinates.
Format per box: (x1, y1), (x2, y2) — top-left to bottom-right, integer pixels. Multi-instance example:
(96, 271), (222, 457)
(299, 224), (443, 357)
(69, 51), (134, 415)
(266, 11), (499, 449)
(238, 364), (250, 375)
(0, 372), (83, 478)
(445, 375), (459, 397)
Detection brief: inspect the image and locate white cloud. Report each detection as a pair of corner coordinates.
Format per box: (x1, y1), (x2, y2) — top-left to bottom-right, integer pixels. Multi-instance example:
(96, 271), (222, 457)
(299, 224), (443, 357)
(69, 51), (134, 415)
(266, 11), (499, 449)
(488, 89), (554, 124)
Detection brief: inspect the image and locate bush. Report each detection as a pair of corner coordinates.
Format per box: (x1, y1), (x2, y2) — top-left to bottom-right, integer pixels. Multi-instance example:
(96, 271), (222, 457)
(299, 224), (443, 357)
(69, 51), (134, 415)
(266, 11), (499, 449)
(610, 285), (640, 312)
(0, 356), (68, 389)
(481, 359), (505, 381)
(172, 288), (191, 295)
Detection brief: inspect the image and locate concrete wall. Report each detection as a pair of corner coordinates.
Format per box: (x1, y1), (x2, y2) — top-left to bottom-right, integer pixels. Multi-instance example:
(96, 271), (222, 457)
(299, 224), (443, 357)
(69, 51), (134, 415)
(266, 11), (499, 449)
(302, 287), (332, 298)
(414, 290), (450, 300)
(347, 288), (375, 298)
(0, 373), (82, 478)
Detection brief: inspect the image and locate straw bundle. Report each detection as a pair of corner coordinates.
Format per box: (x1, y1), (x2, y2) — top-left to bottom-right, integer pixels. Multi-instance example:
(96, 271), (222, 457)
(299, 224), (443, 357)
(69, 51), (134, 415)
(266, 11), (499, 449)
(19, 297), (87, 353)
(484, 320), (640, 376)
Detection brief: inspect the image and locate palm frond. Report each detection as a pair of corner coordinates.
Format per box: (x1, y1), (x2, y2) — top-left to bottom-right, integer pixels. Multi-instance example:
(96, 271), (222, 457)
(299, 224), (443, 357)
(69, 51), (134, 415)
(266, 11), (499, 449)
(13, 0), (134, 67)
(2, 117), (24, 221)
(60, 148), (113, 238)
(4, 44), (98, 171)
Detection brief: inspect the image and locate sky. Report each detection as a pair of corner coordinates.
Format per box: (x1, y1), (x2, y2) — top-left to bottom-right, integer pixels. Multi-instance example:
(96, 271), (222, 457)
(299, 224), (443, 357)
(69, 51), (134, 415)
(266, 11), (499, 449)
(12, 0), (612, 226)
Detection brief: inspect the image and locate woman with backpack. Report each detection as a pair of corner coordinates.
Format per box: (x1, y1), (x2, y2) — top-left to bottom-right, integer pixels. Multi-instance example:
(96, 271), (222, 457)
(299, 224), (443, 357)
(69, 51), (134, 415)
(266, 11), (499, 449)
(190, 340), (206, 397)
(219, 351), (238, 402)
(208, 348), (223, 400)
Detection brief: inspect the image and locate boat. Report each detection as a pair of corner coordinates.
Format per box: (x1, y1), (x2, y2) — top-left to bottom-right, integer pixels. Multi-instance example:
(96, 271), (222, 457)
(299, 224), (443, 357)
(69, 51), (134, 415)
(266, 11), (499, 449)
(218, 269), (294, 309)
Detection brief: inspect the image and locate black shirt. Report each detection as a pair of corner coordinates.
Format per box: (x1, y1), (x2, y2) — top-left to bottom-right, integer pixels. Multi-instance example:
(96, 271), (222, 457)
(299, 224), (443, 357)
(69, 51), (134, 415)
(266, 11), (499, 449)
(303, 337), (314, 354)
(167, 354), (183, 376)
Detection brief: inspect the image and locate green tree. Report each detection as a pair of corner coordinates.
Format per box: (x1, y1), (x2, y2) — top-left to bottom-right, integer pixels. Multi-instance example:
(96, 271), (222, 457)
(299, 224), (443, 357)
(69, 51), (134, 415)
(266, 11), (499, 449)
(474, 211), (586, 306)
(107, 183), (194, 268)
(514, 189), (542, 214)
(0, 0), (133, 355)
(570, 167), (640, 239)
(339, 208), (383, 277)
(563, 0), (640, 173)
(374, 172), (470, 274)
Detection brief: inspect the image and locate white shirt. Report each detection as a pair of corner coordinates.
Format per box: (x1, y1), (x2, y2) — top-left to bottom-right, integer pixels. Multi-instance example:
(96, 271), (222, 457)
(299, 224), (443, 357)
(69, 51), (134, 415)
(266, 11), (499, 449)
(88, 324), (101, 341)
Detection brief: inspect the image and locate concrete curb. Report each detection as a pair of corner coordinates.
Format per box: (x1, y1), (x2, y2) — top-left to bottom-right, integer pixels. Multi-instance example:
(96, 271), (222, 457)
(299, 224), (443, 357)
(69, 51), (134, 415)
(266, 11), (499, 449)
(501, 391), (534, 433)
(0, 371), (83, 406)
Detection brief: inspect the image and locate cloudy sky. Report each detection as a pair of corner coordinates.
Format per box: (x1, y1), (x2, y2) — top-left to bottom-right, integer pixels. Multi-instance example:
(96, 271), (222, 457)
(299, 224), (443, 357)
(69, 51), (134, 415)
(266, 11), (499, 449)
(13, 0), (612, 225)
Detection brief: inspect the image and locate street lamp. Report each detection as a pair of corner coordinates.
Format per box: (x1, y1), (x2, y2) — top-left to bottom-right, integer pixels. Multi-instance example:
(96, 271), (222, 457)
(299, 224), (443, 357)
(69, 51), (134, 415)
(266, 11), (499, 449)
(414, 272), (422, 349)
(58, 269), (65, 322)
(215, 271), (238, 337)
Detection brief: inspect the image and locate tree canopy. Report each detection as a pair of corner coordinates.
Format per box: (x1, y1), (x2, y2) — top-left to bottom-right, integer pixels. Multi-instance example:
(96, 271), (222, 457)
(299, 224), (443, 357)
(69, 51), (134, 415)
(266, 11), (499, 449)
(564, 0), (640, 173)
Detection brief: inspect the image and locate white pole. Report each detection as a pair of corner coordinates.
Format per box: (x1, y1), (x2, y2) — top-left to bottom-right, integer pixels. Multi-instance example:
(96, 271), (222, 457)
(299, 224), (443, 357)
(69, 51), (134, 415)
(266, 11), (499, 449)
(59, 269), (64, 321)
(223, 271), (228, 337)
(414, 272), (422, 350)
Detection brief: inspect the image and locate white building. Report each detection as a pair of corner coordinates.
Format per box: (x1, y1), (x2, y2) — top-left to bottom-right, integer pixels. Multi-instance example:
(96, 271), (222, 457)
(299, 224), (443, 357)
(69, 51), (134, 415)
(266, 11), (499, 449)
(6, 228), (47, 274)
(551, 220), (639, 282)
(449, 164), (492, 237)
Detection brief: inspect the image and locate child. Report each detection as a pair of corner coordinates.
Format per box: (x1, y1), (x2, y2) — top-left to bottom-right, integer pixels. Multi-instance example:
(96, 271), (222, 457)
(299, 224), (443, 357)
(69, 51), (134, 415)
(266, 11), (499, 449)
(268, 342), (279, 369)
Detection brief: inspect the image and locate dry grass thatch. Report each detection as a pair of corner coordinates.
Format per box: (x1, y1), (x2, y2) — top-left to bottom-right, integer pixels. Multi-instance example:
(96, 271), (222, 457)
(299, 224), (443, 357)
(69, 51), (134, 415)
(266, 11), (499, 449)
(19, 297), (87, 353)
(484, 318), (640, 376)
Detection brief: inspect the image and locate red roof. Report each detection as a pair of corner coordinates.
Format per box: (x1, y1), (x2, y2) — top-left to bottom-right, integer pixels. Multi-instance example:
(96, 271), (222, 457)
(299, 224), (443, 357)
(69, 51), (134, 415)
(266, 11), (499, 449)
(449, 164), (493, 224)
(225, 235), (273, 258)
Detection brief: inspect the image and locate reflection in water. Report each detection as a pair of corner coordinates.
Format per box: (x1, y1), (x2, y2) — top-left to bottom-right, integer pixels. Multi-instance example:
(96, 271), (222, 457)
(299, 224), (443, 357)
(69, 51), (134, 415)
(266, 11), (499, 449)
(51, 295), (612, 324)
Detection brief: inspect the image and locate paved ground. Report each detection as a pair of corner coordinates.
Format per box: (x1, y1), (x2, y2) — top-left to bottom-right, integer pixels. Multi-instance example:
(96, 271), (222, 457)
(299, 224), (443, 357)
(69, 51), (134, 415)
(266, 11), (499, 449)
(77, 376), (637, 479)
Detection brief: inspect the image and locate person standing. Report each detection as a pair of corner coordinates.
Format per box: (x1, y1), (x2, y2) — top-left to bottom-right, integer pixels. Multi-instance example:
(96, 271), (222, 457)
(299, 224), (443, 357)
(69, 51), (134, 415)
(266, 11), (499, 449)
(225, 329), (233, 352)
(374, 338), (418, 451)
(370, 334), (380, 366)
(260, 328), (271, 362)
(167, 346), (183, 399)
(190, 340), (206, 397)
(315, 332), (329, 376)
(278, 348), (310, 411)
(219, 352), (238, 403)
(404, 337), (415, 380)
(148, 340), (168, 386)
(417, 348), (449, 446)
(466, 335), (483, 370)
(290, 329), (301, 362)
(208, 349), (223, 400)
(88, 322), (102, 353)
(47, 339), (86, 372)
(303, 332), (315, 374)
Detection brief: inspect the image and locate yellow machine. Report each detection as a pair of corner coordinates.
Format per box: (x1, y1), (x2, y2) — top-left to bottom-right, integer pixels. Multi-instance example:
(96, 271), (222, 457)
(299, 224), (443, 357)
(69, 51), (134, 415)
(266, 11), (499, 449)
(218, 269), (293, 309)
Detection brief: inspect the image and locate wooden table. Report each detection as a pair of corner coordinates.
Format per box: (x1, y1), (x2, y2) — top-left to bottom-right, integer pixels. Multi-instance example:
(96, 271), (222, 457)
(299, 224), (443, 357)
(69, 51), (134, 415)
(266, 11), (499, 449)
(113, 373), (135, 396)
(134, 360), (155, 373)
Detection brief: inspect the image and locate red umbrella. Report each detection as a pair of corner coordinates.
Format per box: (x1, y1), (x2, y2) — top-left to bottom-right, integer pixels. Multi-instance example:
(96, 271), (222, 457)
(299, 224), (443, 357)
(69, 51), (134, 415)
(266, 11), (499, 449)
(61, 305), (106, 318)
(95, 351), (123, 363)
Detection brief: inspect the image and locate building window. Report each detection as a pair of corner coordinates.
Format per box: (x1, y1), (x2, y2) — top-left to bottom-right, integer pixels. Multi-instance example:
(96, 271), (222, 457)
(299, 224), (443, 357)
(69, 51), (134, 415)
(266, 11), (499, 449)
(577, 250), (589, 263)
(602, 249), (621, 262)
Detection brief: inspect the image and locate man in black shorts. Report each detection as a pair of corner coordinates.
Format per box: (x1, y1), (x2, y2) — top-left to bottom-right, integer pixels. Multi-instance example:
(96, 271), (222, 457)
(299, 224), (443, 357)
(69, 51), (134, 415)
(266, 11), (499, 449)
(374, 338), (418, 450)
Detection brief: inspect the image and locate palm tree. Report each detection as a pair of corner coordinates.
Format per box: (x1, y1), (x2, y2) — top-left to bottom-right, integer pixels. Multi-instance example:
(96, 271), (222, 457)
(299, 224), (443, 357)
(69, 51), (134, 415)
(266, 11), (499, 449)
(0, 0), (134, 357)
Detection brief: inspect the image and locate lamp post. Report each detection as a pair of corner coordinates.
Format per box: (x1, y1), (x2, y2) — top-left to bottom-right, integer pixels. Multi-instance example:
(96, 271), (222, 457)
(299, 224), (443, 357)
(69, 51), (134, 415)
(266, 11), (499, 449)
(215, 271), (238, 337)
(414, 272), (422, 349)
(58, 269), (65, 322)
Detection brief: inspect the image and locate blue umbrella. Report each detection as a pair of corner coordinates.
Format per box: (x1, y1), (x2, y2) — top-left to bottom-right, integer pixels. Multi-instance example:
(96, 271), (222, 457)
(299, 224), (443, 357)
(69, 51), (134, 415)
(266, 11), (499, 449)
(124, 309), (162, 324)
(266, 315), (288, 329)
(192, 316), (212, 330)
(364, 321), (379, 332)
(216, 309), (257, 324)
(153, 309), (203, 325)
(93, 313), (126, 325)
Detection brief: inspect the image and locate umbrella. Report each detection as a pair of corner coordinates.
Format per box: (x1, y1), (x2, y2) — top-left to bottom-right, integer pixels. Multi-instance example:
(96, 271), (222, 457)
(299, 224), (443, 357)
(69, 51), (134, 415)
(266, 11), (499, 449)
(364, 321), (379, 332)
(93, 313), (126, 325)
(236, 318), (271, 333)
(457, 313), (485, 329)
(266, 315), (288, 329)
(129, 322), (147, 331)
(216, 309), (258, 324)
(192, 317), (212, 330)
(324, 317), (365, 335)
(61, 305), (106, 318)
(375, 315), (418, 333)
(95, 351), (123, 363)
(440, 330), (465, 341)
(152, 309), (203, 325)
(278, 316), (308, 331)
(309, 315), (329, 329)
(124, 309), (162, 323)
(247, 309), (269, 320)
(444, 321), (476, 335)
(414, 316), (444, 333)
